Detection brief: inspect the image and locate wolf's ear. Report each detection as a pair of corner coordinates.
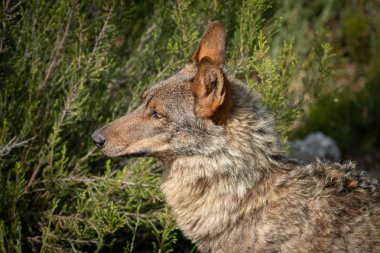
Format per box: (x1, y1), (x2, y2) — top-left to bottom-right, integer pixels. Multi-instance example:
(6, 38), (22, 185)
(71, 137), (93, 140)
(192, 57), (232, 124)
(191, 21), (226, 65)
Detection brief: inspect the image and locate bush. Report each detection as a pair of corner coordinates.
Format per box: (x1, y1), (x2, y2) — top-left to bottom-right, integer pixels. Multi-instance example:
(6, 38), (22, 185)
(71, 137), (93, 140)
(0, 1), (334, 252)
(294, 0), (380, 155)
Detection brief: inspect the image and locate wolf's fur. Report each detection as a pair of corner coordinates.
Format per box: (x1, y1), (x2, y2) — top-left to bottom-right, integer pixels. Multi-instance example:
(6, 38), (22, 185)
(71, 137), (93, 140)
(93, 22), (380, 252)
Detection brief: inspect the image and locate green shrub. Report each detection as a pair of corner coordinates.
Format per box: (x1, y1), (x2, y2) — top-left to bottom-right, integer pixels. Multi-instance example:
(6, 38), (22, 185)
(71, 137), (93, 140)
(295, 0), (380, 155)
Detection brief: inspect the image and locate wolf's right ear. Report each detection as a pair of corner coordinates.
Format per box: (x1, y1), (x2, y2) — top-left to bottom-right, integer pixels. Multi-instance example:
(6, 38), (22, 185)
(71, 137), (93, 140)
(192, 57), (232, 125)
(191, 21), (227, 65)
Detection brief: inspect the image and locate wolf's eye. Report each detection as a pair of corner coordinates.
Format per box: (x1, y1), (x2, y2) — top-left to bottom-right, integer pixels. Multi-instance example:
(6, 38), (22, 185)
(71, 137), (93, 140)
(151, 110), (162, 119)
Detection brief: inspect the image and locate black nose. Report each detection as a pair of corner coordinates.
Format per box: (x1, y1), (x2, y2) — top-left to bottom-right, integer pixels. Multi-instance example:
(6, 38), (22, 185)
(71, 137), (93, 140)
(91, 130), (106, 148)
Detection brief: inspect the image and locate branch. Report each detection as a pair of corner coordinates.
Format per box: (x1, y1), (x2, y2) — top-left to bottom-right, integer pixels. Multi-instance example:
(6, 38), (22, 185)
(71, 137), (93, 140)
(0, 136), (35, 157)
(87, 6), (114, 66)
(38, 9), (73, 90)
(35, 176), (157, 189)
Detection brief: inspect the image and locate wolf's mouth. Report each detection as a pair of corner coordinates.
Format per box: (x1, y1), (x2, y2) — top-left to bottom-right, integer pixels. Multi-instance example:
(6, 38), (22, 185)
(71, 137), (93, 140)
(119, 150), (151, 158)
(100, 145), (152, 158)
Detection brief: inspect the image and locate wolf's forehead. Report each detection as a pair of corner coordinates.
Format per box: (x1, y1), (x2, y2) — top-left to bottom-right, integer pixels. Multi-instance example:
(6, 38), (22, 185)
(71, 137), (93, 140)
(147, 63), (197, 94)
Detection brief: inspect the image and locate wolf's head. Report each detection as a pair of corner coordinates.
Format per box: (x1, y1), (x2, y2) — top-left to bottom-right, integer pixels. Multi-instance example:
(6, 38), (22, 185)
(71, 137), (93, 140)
(91, 22), (238, 160)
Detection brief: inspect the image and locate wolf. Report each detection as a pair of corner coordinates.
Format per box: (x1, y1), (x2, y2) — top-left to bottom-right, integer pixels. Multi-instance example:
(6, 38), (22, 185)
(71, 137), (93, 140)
(92, 22), (379, 253)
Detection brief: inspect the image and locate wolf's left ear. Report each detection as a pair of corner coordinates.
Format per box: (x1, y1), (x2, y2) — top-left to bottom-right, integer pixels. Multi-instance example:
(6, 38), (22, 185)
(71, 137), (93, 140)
(192, 57), (232, 124)
(191, 21), (226, 65)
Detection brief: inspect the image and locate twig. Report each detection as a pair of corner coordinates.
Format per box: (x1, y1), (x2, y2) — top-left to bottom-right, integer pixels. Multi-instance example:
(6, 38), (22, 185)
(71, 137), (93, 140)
(24, 156), (44, 193)
(234, 16), (246, 75)
(27, 237), (73, 253)
(33, 176), (157, 189)
(39, 10), (72, 90)
(28, 234), (96, 249)
(87, 6), (113, 66)
(0, 136), (35, 157)
(71, 147), (97, 175)
(0, 0), (10, 52)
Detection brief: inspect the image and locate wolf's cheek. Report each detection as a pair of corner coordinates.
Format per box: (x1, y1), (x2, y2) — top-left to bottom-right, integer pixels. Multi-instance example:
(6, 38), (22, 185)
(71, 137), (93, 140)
(122, 134), (171, 156)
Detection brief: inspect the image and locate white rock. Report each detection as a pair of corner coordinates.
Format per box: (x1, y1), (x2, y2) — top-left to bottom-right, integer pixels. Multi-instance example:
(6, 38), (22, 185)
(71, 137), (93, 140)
(290, 132), (341, 163)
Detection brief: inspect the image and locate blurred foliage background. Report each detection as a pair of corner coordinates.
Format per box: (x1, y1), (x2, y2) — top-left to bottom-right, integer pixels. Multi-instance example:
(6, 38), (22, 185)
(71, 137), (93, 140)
(0, 0), (379, 252)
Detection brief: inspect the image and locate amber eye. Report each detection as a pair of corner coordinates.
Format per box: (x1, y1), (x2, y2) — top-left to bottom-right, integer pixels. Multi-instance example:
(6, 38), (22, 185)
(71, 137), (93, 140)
(151, 110), (162, 119)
